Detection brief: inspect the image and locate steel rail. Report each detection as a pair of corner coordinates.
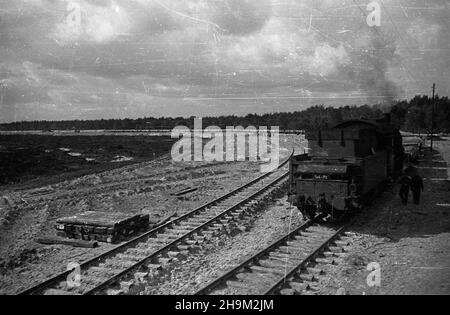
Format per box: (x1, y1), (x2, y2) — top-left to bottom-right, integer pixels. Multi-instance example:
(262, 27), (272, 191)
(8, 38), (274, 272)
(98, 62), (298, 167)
(194, 219), (316, 295)
(85, 171), (289, 295)
(194, 216), (351, 296)
(263, 223), (348, 295)
(19, 153), (292, 295)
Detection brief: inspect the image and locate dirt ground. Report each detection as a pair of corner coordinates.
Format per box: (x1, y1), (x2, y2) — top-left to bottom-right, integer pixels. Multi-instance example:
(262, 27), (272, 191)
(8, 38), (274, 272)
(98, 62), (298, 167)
(1, 133), (447, 295)
(0, 134), (305, 294)
(319, 138), (450, 295)
(143, 195), (304, 295)
(0, 134), (175, 189)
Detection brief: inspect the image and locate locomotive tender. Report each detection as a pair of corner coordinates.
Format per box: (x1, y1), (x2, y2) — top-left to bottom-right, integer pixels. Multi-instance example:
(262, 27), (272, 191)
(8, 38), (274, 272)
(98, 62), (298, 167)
(289, 115), (404, 220)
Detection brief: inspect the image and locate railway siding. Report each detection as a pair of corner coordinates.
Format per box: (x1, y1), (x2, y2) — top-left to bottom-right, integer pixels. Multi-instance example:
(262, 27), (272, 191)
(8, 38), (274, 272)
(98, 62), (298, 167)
(194, 218), (355, 295)
(19, 155), (292, 295)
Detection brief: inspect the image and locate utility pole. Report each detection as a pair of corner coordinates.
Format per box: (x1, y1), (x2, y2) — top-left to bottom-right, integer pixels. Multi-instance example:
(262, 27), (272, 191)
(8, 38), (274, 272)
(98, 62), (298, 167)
(430, 83), (436, 152)
(0, 81), (5, 106)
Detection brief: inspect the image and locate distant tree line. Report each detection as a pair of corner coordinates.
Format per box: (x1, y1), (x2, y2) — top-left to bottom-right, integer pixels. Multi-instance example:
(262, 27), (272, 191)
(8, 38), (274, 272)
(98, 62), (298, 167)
(0, 105), (382, 132)
(390, 95), (450, 133)
(0, 96), (448, 132)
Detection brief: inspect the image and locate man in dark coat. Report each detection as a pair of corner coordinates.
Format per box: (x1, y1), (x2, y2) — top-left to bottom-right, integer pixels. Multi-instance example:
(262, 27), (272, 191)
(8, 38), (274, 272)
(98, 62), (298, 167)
(398, 175), (412, 205)
(411, 174), (424, 205)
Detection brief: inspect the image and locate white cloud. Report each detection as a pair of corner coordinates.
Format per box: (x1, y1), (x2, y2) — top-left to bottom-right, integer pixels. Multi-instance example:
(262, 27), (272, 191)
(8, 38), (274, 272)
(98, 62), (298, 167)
(407, 21), (441, 49)
(52, 0), (132, 44)
(311, 44), (349, 76)
(217, 17), (349, 79)
(0, 0), (448, 122)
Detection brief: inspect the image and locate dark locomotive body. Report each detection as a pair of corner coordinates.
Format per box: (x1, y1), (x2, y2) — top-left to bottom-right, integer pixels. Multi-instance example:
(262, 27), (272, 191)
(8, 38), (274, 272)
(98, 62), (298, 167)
(289, 116), (404, 220)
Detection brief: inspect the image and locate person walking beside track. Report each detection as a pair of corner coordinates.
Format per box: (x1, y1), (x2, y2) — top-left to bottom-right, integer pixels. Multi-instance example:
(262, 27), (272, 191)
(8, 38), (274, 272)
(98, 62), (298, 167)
(411, 174), (424, 205)
(398, 174), (412, 205)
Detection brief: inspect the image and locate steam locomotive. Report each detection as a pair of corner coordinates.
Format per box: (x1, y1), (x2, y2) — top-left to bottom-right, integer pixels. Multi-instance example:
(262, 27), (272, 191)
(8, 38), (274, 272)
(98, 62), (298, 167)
(289, 115), (404, 220)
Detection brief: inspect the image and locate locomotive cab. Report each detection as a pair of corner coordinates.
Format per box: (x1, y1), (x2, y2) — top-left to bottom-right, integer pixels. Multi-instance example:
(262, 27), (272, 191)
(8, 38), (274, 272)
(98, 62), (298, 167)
(289, 118), (403, 221)
(290, 157), (364, 220)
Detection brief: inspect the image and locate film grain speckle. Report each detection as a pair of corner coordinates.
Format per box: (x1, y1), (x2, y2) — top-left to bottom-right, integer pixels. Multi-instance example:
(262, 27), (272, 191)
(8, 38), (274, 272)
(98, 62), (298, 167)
(0, 0), (449, 301)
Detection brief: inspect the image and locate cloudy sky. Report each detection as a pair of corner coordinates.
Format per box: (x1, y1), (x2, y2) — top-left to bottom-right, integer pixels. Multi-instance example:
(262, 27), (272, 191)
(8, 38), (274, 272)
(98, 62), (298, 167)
(0, 0), (448, 122)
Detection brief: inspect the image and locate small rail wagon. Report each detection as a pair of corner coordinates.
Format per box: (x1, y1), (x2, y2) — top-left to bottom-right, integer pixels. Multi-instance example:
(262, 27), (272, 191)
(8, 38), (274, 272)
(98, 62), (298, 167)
(403, 136), (425, 165)
(289, 115), (405, 220)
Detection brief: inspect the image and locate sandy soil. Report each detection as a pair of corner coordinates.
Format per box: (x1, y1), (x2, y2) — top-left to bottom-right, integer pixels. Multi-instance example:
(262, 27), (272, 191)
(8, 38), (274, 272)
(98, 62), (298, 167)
(5, 134), (446, 295)
(0, 134), (305, 294)
(142, 195), (304, 295)
(318, 138), (450, 295)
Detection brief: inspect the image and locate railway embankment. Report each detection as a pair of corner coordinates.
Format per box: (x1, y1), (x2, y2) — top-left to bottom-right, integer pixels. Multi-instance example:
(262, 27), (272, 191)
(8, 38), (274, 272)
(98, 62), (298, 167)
(0, 134), (304, 294)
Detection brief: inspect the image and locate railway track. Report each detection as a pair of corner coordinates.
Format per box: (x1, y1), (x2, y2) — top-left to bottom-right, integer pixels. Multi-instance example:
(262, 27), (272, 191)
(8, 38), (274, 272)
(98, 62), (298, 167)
(19, 158), (291, 295)
(195, 218), (354, 295)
